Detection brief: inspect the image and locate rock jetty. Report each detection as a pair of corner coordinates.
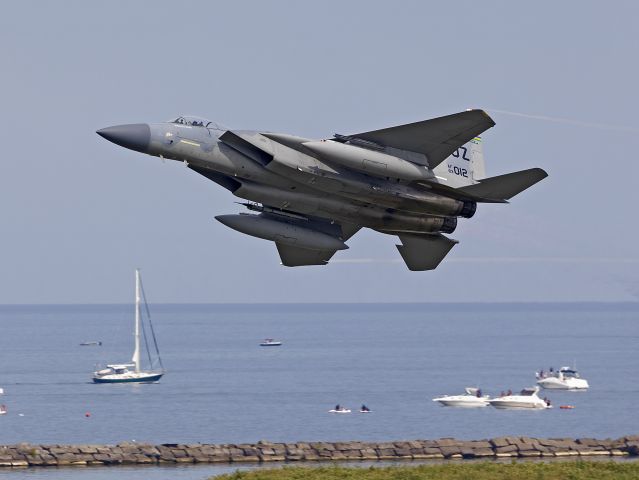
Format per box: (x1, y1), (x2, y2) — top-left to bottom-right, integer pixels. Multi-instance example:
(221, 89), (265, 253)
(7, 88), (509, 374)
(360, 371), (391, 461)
(0, 436), (638, 467)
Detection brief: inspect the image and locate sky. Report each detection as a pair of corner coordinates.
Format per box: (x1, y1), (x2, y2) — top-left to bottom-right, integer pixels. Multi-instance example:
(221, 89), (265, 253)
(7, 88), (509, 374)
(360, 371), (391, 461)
(1, 1), (638, 303)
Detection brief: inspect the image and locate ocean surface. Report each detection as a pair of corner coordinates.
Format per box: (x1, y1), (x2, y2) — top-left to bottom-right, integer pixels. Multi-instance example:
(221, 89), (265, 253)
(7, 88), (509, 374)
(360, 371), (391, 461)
(0, 302), (637, 479)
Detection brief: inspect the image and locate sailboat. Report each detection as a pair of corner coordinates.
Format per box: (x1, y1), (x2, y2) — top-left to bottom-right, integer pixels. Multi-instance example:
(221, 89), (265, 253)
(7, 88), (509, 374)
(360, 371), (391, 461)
(92, 269), (165, 384)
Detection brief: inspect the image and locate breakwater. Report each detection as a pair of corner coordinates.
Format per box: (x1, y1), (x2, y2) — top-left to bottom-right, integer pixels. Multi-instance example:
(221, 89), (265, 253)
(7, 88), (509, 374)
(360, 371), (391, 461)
(1, 436), (638, 467)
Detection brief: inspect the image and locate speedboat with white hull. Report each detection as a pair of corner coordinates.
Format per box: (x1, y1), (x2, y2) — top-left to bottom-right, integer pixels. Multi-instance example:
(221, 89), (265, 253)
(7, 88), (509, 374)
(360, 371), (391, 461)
(536, 366), (589, 390)
(93, 270), (165, 384)
(489, 387), (551, 409)
(432, 387), (490, 407)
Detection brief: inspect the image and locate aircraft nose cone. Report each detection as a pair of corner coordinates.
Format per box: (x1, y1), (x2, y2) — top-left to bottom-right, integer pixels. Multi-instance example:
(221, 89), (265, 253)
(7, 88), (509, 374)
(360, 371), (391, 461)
(96, 124), (151, 153)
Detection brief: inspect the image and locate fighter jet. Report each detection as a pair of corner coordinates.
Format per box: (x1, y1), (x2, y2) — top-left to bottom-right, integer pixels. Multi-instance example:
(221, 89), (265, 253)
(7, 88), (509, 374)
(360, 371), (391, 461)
(97, 110), (547, 270)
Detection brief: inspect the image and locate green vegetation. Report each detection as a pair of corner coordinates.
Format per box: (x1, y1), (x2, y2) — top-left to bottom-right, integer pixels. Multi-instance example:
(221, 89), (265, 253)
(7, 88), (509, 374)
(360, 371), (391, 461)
(213, 461), (639, 480)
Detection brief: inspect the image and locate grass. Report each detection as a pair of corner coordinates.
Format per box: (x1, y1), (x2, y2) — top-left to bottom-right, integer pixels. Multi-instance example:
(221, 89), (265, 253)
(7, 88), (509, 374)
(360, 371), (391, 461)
(212, 461), (639, 480)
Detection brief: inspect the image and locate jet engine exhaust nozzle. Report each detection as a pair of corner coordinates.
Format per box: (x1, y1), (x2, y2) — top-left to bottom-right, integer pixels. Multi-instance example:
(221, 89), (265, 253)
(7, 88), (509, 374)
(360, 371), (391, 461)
(459, 201), (477, 218)
(96, 124), (151, 153)
(441, 217), (457, 234)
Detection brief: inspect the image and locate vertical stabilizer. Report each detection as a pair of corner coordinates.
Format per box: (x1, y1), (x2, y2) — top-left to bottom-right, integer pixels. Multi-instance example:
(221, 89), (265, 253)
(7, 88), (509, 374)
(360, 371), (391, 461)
(469, 136), (486, 181)
(432, 137), (486, 188)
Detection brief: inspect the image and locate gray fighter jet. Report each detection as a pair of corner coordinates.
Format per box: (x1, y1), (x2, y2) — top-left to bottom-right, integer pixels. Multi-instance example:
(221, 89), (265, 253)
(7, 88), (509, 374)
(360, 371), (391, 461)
(97, 110), (547, 270)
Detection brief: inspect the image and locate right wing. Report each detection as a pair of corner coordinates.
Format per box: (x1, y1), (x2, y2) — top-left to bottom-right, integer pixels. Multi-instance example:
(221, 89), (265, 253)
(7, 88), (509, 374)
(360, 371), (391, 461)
(346, 110), (495, 169)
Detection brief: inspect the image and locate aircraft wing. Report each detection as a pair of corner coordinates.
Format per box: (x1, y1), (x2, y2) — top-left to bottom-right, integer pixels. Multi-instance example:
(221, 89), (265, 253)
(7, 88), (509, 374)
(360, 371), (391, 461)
(276, 243), (338, 266)
(394, 233), (458, 271)
(347, 109), (495, 169)
(269, 213), (360, 267)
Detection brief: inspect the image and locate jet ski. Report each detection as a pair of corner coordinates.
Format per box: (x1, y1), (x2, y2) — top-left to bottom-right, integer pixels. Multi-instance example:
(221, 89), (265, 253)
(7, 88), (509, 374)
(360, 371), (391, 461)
(329, 406), (351, 413)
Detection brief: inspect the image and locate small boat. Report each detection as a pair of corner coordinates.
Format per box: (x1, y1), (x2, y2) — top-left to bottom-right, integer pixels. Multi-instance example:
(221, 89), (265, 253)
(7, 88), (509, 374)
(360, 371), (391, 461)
(329, 405), (351, 413)
(0, 405), (6, 415)
(359, 406), (372, 413)
(536, 366), (589, 390)
(560, 405), (575, 409)
(489, 387), (551, 409)
(433, 387), (490, 407)
(260, 339), (282, 347)
(80, 341), (102, 346)
(92, 270), (165, 384)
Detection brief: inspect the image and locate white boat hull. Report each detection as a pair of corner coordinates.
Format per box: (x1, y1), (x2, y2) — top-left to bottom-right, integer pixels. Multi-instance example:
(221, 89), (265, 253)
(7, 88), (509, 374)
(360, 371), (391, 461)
(328, 409), (351, 414)
(433, 397), (490, 408)
(489, 387), (550, 409)
(489, 400), (549, 409)
(93, 371), (163, 384)
(537, 378), (589, 390)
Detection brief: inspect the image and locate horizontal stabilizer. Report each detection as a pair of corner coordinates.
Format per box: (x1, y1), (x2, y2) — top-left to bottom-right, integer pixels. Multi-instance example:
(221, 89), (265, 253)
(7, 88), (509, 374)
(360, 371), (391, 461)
(348, 110), (495, 169)
(396, 233), (458, 271)
(458, 168), (548, 201)
(276, 243), (338, 267)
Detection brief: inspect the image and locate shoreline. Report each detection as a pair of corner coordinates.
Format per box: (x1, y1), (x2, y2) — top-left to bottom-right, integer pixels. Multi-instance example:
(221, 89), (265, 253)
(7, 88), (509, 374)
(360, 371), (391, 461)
(1, 436), (638, 468)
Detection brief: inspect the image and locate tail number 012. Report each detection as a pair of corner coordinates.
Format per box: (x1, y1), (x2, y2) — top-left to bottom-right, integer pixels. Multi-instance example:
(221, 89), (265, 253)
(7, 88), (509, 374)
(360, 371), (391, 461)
(448, 164), (469, 178)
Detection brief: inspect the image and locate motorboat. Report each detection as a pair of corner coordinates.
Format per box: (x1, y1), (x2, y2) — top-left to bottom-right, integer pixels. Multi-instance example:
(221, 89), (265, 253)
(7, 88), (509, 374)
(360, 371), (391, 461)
(359, 405), (372, 413)
(489, 387), (551, 409)
(260, 339), (282, 347)
(0, 404), (6, 415)
(80, 341), (102, 346)
(329, 406), (351, 413)
(92, 270), (165, 384)
(432, 387), (490, 407)
(536, 366), (589, 390)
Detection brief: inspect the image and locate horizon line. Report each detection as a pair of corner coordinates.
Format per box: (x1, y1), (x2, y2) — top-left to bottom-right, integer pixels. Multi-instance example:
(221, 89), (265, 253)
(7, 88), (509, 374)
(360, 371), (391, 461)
(1, 300), (638, 307)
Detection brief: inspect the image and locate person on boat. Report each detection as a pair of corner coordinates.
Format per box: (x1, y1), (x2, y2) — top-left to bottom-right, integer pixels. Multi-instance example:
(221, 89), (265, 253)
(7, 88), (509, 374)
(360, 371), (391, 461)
(545, 398), (551, 407)
(507, 389), (512, 396)
(476, 389), (482, 398)
(361, 404), (369, 412)
(549, 367), (554, 373)
(335, 404), (340, 411)
(500, 391), (505, 397)
(539, 369), (545, 378)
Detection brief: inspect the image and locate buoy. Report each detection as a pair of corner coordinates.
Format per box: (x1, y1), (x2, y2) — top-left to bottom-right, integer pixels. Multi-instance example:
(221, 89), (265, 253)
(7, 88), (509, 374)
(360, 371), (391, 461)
(85, 412), (91, 417)
(560, 405), (574, 409)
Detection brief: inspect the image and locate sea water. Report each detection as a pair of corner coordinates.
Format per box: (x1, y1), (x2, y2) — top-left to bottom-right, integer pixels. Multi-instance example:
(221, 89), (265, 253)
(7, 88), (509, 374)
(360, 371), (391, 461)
(0, 302), (637, 479)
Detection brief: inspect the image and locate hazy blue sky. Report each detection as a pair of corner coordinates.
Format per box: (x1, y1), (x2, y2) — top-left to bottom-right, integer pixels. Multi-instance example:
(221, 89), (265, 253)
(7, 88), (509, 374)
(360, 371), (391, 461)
(2, 1), (638, 303)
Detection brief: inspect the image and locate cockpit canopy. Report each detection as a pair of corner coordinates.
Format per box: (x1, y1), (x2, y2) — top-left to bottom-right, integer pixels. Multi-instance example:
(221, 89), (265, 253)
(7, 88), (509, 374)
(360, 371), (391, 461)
(171, 115), (225, 130)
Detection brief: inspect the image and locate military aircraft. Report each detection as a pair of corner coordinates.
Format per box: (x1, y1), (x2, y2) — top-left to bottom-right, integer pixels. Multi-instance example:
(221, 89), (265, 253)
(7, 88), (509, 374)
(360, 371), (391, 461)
(97, 110), (547, 270)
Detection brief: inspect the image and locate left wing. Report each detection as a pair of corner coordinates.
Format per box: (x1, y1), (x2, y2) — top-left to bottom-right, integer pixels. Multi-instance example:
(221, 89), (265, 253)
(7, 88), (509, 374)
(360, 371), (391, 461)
(275, 218), (360, 267)
(276, 243), (337, 267)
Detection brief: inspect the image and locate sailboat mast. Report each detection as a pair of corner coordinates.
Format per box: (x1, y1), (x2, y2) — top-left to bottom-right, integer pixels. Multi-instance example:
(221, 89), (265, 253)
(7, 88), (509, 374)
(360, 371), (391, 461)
(132, 269), (141, 373)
